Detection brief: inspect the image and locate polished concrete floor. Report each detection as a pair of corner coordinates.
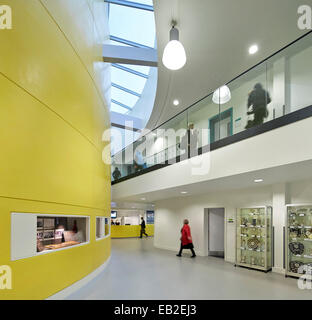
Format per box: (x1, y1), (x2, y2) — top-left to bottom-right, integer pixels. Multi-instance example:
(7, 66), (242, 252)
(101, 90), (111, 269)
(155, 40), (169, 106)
(67, 238), (312, 300)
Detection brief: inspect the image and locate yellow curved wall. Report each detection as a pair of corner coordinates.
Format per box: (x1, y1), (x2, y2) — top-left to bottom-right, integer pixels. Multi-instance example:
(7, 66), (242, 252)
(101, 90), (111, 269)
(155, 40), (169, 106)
(111, 225), (155, 238)
(0, 0), (111, 300)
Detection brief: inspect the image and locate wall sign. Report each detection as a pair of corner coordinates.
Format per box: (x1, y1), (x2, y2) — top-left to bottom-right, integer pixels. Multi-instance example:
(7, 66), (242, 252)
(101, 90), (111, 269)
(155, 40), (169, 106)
(146, 211), (154, 224)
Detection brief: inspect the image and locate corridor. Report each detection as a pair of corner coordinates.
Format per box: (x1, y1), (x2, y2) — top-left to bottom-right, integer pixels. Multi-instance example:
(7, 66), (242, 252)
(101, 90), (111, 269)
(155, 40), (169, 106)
(66, 238), (311, 300)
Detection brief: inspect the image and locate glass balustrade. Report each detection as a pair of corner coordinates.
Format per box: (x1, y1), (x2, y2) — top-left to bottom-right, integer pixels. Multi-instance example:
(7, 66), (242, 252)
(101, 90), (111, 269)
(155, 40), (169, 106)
(111, 32), (312, 183)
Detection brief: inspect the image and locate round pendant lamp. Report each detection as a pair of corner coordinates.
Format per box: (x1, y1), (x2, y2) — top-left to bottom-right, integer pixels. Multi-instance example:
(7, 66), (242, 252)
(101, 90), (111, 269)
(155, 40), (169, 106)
(162, 26), (187, 71)
(212, 85), (231, 104)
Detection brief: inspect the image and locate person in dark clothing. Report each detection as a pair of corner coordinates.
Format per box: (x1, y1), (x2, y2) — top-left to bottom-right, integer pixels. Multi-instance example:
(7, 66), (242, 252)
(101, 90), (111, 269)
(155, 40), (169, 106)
(177, 219), (196, 258)
(140, 217), (148, 238)
(112, 167), (121, 181)
(245, 83), (271, 129)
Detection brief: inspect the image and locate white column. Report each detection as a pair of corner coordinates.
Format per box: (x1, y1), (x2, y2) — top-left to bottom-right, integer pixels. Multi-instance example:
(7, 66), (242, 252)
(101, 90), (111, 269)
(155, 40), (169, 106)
(272, 183), (289, 274)
(271, 57), (286, 119)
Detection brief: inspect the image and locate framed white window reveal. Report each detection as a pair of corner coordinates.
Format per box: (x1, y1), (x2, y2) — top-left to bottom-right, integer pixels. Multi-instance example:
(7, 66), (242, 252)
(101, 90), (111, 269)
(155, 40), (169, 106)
(11, 212), (90, 261)
(96, 216), (111, 240)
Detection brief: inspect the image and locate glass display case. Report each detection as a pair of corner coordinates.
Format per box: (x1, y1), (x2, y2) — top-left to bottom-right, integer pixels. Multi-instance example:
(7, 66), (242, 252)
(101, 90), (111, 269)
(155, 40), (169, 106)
(286, 205), (312, 277)
(236, 206), (272, 272)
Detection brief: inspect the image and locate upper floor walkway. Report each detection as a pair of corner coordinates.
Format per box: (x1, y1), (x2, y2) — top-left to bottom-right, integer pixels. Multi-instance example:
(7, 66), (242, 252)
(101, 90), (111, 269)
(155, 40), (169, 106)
(111, 31), (312, 201)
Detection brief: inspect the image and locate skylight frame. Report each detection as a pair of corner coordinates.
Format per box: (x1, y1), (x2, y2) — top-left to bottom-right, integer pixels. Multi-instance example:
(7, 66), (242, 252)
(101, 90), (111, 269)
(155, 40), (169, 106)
(112, 83), (142, 98)
(109, 35), (153, 50)
(112, 63), (149, 79)
(111, 99), (133, 111)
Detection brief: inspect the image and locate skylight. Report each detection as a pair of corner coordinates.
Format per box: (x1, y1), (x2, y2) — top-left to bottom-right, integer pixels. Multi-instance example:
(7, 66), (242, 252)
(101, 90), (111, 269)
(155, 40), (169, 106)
(105, 0), (157, 154)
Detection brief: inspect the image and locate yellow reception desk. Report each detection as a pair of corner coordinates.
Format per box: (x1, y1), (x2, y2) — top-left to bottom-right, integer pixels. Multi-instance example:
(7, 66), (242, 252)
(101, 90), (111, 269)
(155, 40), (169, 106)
(111, 225), (154, 238)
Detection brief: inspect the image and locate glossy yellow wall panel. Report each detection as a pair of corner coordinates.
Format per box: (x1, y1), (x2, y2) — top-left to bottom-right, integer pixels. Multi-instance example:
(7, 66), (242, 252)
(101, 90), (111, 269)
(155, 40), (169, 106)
(0, 74), (108, 208)
(40, 0), (111, 114)
(0, 0), (109, 149)
(0, 0), (111, 299)
(0, 197), (111, 300)
(111, 225), (155, 238)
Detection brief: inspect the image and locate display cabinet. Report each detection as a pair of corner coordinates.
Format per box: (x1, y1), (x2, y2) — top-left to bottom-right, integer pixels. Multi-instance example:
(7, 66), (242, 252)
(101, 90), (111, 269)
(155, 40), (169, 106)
(236, 206), (272, 272)
(286, 205), (312, 277)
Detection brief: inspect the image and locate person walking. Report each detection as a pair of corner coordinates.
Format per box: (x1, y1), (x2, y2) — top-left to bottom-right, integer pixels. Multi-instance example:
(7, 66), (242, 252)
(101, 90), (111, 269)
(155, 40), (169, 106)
(245, 83), (271, 129)
(140, 217), (148, 238)
(177, 219), (196, 258)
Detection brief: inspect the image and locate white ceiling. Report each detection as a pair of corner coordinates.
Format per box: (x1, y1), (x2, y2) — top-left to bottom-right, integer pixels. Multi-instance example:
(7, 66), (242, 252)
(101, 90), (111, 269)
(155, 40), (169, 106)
(146, 0), (311, 130)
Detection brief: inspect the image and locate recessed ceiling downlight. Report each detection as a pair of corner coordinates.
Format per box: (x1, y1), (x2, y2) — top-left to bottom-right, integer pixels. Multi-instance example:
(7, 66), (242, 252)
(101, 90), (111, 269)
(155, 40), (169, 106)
(254, 179), (263, 183)
(249, 44), (259, 55)
(173, 99), (180, 106)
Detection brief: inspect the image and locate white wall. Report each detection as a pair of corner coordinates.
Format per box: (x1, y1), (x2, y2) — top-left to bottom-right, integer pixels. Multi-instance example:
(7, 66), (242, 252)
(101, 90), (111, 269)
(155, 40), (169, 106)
(154, 179), (312, 274)
(154, 185), (273, 260)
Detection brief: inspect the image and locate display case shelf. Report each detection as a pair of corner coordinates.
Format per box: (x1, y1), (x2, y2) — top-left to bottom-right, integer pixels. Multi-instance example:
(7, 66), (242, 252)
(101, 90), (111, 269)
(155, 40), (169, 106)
(236, 206), (272, 272)
(285, 204), (312, 278)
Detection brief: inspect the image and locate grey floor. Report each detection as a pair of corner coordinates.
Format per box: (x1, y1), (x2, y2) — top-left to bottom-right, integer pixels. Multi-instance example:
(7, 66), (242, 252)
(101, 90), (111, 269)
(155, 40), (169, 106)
(67, 238), (312, 300)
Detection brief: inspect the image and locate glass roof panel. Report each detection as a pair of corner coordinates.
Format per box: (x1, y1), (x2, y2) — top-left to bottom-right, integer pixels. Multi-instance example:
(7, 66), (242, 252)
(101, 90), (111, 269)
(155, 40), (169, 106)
(111, 102), (129, 114)
(109, 4), (156, 48)
(111, 86), (140, 107)
(111, 66), (147, 93)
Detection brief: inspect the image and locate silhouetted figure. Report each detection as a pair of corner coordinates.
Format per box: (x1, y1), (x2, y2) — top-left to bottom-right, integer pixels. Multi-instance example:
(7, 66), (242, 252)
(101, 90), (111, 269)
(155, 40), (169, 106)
(112, 167), (121, 181)
(245, 83), (271, 129)
(177, 219), (196, 258)
(140, 217), (148, 238)
(179, 123), (199, 158)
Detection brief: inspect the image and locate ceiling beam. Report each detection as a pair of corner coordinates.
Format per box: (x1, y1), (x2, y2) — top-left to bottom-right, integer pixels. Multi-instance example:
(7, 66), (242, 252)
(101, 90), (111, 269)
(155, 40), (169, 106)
(103, 44), (158, 67)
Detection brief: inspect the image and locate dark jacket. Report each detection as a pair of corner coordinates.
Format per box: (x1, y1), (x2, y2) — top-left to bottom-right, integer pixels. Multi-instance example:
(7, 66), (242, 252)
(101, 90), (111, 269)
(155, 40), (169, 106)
(112, 169), (121, 181)
(248, 85), (271, 111)
(141, 219), (146, 229)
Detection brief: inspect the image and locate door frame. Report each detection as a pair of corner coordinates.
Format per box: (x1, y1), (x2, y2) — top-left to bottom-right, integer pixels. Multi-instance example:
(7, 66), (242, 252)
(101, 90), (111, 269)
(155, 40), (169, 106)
(204, 208), (226, 259)
(209, 108), (233, 143)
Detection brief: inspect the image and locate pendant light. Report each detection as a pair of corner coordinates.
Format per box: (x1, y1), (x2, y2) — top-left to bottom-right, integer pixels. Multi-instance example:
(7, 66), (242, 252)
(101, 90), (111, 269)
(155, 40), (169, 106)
(162, 25), (187, 71)
(212, 85), (231, 104)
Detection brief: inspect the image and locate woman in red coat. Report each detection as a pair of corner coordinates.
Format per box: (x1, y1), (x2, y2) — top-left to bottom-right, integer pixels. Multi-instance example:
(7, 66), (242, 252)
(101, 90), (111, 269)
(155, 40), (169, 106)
(177, 219), (196, 257)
